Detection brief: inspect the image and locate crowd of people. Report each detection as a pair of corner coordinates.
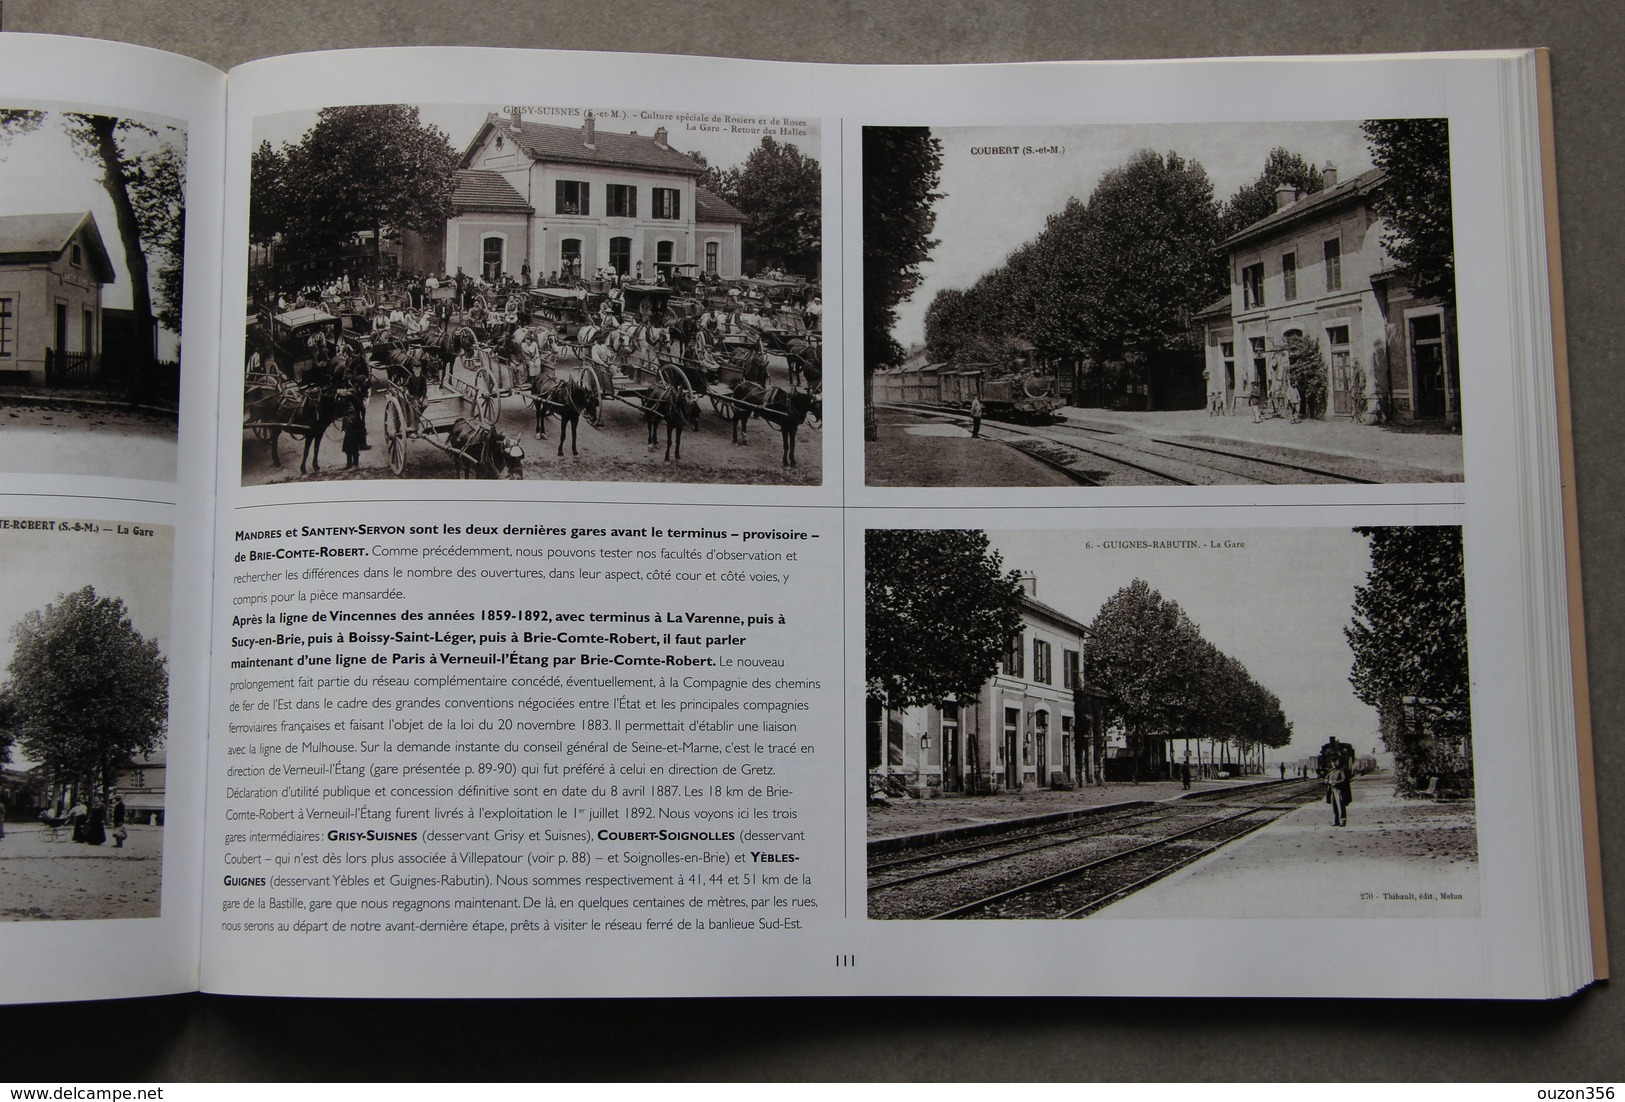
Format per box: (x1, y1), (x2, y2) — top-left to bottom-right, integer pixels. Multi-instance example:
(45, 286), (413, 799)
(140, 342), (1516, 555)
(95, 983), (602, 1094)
(255, 261), (821, 331)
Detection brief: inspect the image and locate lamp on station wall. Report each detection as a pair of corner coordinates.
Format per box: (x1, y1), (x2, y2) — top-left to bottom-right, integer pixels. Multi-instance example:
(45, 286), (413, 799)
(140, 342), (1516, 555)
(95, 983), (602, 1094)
(919, 731), (931, 752)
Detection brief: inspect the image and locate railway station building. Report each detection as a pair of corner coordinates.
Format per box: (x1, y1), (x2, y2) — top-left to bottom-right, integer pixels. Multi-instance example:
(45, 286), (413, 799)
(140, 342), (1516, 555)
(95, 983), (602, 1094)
(0, 212), (114, 387)
(869, 573), (1111, 797)
(443, 111), (747, 284)
(1200, 164), (1459, 425)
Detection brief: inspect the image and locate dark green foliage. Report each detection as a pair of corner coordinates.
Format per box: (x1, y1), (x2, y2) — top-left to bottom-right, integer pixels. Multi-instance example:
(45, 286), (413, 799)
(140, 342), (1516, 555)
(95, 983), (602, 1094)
(922, 150), (1225, 399)
(265, 105), (458, 267)
(710, 136), (821, 277)
(866, 530), (1024, 710)
(1363, 119), (1456, 309)
(1285, 331), (1329, 420)
(1087, 579), (1291, 773)
(1346, 526), (1471, 790)
(6, 587), (168, 798)
(0, 111), (187, 344)
(862, 127), (944, 378)
(1219, 147), (1324, 238)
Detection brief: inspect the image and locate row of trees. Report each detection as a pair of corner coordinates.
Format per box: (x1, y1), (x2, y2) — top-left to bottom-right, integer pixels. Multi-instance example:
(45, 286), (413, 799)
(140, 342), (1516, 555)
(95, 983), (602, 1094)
(1346, 526), (1471, 791)
(865, 530), (1291, 782)
(1088, 579), (1292, 777)
(0, 588), (168, 805)
(862, 122), (1454, 416)
(0, 110), (188, 345)
(920, 147), (1322, 390)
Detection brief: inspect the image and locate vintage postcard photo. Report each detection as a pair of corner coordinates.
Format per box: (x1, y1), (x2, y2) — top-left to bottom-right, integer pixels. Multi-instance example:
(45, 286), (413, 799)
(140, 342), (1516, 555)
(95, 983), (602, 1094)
(862, 122), (1462, 488)
(0, 104), (186, 482)
(0, 516), (173, 921)
(243, 103), (822, 486)
(864, 525), (1477, 919)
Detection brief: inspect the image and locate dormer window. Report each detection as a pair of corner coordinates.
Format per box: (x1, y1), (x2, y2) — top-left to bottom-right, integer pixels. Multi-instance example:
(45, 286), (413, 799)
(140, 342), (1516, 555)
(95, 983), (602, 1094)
(495, 135), (505, 151)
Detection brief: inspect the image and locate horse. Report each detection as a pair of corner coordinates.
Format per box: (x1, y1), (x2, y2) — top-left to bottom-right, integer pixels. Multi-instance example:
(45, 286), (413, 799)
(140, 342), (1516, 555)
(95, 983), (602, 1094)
(256, 372), (344, 475)
(445, 417), (525, 479)
(642, 382), (701, 463)
(783, 336), (822, 390)
(530, 369), (601, 456)
(729, 382), (821, 467)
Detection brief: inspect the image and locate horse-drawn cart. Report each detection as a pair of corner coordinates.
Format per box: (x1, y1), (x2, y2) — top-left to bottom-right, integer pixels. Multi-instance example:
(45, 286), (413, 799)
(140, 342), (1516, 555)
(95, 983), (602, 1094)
(378, 333), (517, 477)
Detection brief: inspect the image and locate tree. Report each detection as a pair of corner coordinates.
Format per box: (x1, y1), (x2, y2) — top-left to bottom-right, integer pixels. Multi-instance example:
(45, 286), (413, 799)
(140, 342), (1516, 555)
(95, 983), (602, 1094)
(128, 137), (187, 335)
(1219, 147), (1324, 238)
(0, 689), (16, 769)
(276, 105), (457, 269)
(1363, 119), (1456, 309)
(865, 529), (1024, 710)
(862, 127), (943, 438)
(1086, 579), (1210, 780)
(720, 136), (821, 277)
(1283, 330), (1329, 420)
(1075, 150), (1225, 369)
(249, 139), (289, 248)
(0, 111), (188, 354)
(1345, 526), (1470, 790)
(5, 587), (168, 799)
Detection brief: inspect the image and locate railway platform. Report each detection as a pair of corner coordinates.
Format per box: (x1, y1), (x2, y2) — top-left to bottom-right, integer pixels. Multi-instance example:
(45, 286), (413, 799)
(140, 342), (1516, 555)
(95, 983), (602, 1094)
(867, 775), (1275, 842)
(1095, 773), (1478, 919)
(1054, 406), (1464, 481)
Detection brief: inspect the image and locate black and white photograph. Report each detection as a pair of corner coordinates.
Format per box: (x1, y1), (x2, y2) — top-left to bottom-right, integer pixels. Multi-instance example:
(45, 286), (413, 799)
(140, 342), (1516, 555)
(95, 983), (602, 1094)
(863, 122), (1463, 487)
(0, 518), (172, 921)
(865, 525), (1477, 919)
(244, 103), (822, 485)
(0, 104), (186, 482)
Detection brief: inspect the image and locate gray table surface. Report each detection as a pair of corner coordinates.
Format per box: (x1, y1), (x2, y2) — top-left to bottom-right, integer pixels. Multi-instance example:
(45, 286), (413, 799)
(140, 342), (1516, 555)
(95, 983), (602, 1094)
(2, 0), (1621, 1082)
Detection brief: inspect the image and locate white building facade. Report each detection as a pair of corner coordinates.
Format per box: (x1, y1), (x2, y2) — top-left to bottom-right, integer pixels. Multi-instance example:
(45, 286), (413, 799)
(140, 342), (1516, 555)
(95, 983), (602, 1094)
(1202, 165), (1458, 425)
(448, 111), (746, 283)
(870, 575), (1099, 796)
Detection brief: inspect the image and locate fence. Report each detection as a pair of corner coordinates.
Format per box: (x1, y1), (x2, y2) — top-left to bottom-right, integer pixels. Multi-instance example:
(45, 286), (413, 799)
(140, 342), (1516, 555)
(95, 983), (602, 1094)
(41, 348), (179, 408)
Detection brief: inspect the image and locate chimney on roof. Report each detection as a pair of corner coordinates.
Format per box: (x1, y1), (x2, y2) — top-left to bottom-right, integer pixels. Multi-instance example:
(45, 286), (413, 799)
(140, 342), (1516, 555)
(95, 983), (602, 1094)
(653, 126), (669, 150)
(1275, 182), (1298, 211)
(1322, 161), (1338, 189)
(509, 107), (522, 130)
(1018, 571), (1037, 598)
(582, 113), (596, 150)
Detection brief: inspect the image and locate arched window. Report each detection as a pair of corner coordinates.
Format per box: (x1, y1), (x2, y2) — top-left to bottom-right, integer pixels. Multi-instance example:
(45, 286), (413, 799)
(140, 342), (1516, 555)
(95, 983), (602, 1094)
(704, 240), (720, 276)
(609, 236), (632, 276)
(656, 240), (674, 265)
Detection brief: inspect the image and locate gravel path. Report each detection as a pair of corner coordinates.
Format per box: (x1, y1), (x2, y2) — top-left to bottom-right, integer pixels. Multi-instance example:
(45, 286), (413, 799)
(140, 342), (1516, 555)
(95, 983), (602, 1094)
(0, 822), (163, 921)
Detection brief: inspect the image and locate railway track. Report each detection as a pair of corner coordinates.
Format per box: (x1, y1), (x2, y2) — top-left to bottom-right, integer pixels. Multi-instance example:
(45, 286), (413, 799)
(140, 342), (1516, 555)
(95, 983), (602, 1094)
(868, 780), (1324, 920)
(877, 403), (1378, 486)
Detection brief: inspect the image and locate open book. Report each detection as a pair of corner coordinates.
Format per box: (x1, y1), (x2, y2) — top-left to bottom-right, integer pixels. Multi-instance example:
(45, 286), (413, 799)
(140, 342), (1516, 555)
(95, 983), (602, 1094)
(0, 35), (1602, 1001)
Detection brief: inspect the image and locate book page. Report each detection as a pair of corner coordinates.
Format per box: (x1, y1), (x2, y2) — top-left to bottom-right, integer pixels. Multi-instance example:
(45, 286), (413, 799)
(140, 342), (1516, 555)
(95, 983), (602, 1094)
(0, 34), (226, 1003)
(201, 47), (1588, 998)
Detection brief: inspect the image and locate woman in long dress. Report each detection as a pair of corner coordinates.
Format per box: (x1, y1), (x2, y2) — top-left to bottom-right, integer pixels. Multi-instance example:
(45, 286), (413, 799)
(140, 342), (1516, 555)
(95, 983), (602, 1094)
(84, 799), (107, 846)
(68, 799), (89, 843)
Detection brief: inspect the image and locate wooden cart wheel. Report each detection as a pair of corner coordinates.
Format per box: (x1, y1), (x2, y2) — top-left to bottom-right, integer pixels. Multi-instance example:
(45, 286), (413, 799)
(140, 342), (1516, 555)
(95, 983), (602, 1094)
(473, 367), (499, 427)
(384, 395), (407, 476)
